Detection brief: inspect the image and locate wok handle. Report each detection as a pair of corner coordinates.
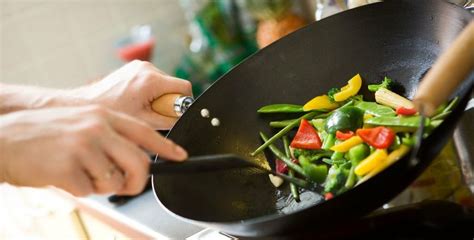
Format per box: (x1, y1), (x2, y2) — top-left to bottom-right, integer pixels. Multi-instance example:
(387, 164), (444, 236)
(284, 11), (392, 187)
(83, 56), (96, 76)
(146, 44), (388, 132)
(151, 94), (194, 117)
(413, 21), (474, 116)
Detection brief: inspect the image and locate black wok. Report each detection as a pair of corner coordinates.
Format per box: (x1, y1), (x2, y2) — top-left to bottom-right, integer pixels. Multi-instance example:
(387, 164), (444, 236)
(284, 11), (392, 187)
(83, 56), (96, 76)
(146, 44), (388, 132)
(153, 0), (473, 237)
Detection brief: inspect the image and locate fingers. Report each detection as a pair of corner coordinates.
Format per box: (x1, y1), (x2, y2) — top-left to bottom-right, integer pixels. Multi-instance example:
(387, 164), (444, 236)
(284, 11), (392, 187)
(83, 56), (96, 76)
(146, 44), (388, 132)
(79, 145), (126, 194)
(58, 169), (95, 197)
(160, 75), (193, 97)
(107, 110), (188, 161)
(141, 111), (178, 130)
(102, 131), (150, 195)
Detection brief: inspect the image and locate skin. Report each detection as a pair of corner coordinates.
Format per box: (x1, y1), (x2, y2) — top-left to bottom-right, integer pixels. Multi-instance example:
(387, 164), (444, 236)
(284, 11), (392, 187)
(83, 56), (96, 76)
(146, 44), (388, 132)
(0, 60), (192, 196)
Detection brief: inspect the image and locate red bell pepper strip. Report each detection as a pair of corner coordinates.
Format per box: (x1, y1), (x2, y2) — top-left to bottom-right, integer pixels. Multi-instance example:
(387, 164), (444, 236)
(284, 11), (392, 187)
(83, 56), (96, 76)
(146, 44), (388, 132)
(396, 107), (417, 116)
(335, 130), (355, 141)
(290, 119), (322, 149)
(356, 127), (395, 149)
(324, 192), (334, 200)
(276, 159), (299, 174)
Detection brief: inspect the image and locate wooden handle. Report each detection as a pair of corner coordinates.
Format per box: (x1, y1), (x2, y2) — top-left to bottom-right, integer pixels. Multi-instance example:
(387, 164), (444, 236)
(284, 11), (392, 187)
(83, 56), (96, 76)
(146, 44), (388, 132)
(413, 21), (474, 116)
(151, 93), (182, 118)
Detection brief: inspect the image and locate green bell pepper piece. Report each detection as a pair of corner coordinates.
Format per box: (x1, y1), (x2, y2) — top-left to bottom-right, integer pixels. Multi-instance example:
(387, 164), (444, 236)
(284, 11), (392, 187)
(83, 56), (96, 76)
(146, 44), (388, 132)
(299, 156), (328, 184)
(347, 143), (370, 166)
(325, 106), (364, 134)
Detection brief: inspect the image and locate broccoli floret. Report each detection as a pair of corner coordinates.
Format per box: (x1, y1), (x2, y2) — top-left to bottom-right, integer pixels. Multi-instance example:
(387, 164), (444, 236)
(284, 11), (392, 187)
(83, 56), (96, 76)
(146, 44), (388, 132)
(293, 149), (333, 162)
(327, 88), (340, 102)
(368, 76), (393, 92)
(324, 163), (351, 194)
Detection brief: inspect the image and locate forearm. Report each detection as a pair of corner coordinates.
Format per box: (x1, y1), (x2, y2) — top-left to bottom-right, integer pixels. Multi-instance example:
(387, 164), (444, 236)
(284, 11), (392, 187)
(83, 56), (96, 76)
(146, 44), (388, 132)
(0, 83), (85, 114)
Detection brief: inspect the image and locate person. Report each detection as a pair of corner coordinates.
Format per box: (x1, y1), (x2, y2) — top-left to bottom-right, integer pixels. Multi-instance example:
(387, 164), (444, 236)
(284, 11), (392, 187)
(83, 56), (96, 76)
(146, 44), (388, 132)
(0, 60), (192, 196)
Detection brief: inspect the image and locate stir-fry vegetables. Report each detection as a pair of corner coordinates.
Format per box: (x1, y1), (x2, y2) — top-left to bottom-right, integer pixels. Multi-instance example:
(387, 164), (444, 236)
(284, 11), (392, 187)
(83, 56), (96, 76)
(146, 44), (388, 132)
(253, 73), (456, 201)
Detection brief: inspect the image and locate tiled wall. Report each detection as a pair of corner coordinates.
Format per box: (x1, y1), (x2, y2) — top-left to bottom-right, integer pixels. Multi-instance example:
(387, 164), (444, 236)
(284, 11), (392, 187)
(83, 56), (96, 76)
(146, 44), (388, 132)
(0, 0), (188, 88)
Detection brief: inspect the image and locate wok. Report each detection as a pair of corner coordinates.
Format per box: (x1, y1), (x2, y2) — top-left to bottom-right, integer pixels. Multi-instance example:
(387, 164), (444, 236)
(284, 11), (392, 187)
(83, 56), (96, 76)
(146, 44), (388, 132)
(153, 0), (474, 237)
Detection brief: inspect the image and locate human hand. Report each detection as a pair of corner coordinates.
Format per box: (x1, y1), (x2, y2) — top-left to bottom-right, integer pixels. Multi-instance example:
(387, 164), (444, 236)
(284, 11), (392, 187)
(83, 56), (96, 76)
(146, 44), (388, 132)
(73, 60), (192, 129)
(0, 105), (187, 196)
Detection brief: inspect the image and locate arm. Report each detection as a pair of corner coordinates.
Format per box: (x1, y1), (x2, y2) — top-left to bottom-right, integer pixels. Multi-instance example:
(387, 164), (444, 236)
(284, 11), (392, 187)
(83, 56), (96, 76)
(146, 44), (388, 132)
(1, 60), (193, 129)
(0, 83), (84, 114)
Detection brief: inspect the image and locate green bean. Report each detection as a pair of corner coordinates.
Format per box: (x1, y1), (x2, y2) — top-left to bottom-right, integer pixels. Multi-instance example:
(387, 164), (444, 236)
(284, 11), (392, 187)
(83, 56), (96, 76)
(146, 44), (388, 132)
(252, 112), (318, 156)
(431, 111), (451, 121)
(442, 97), (459, 114)
(269, 112), (330, 128)
(344, 165), (357, 189)
(283, 136), (291, 158)
(269, 119), (296, 128)
(257, 104), (304, 113)
(259, 132), (306, 177)
(283, 136), (300, 202)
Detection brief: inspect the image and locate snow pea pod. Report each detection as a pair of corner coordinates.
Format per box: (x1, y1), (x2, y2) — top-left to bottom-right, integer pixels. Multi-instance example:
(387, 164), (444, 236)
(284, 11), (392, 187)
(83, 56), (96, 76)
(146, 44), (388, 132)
(257, 104), (304, 113)
(365, 115), (430, 128)
(355, 101), (396, 117)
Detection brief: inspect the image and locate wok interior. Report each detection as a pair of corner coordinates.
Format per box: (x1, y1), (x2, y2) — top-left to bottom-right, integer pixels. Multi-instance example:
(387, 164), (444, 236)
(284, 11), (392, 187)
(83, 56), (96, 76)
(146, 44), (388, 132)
(154, 0), (472, 223)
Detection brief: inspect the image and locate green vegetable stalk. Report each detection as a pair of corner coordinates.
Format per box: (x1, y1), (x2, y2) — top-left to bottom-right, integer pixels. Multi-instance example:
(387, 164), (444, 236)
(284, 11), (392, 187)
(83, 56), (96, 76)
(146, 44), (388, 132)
(283, 136), (300, 202)
(322, 133), (336, 150)
(259, 132), (306, 177)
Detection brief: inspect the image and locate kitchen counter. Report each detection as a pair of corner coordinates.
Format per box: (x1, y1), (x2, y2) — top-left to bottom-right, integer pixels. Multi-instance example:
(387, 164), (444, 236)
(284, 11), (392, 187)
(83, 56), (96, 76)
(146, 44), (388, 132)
(85, 191), (204, 239)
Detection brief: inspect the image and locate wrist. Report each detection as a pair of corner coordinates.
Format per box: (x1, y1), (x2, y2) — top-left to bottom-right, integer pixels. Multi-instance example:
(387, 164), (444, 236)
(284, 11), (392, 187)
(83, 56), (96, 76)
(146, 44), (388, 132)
(0, 83), (87, 114)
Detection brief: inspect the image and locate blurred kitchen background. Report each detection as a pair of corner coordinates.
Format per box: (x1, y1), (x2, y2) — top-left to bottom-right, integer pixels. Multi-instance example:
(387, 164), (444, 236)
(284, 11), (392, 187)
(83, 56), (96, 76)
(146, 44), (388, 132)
(1, 0), (473, 239)
(1, 0), (345, 94)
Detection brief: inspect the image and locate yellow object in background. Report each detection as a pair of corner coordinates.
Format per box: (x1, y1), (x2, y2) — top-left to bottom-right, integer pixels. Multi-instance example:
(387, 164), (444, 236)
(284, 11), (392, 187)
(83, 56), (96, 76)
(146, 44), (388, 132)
(303, 95), (339, 111)
(355, 149), (388, 176)
(388, 141), (474, 208)
(334, 73), (362, 102)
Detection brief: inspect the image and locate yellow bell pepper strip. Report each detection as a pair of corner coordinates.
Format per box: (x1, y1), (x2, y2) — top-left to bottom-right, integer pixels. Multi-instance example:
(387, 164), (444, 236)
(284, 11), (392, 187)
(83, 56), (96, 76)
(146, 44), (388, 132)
(363, 113), (374, 121)
(303, 95), (339, 111)
(358, 145), (410, 183)
(333, 74), (362, 102)
(354, 149), (388, 176)
(330, 136), (363, 152)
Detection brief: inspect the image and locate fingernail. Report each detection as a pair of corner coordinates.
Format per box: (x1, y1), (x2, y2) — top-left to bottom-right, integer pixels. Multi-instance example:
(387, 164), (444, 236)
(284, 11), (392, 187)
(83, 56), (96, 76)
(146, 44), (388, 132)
(174, 145), (188, 160)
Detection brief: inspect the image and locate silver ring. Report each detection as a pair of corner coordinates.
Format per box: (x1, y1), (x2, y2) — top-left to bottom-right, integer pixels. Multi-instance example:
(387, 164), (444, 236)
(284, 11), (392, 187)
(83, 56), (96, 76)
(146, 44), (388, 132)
(95, 165), (117, 181)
